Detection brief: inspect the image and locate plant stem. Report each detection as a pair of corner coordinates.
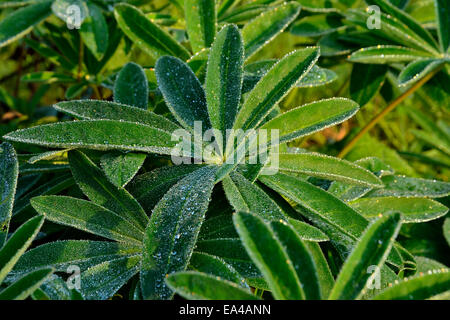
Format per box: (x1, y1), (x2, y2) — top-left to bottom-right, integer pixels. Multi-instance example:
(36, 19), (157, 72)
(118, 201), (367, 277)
(337, 67), (442, 158)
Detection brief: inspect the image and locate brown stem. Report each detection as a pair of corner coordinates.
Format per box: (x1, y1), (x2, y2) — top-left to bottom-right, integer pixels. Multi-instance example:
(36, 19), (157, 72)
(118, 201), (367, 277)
(338, 67), (442, 158)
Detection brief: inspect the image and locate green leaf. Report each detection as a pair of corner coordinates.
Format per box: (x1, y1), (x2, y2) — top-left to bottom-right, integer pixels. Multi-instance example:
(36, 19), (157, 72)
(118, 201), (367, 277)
(373, 270), (450, 300)
(15, 174), (42, 200)
(205, 24), (244, 147)
(398, 58), (445, 86)
(406, 108), (450, 153)
(68, 150), (149, 230)
(166, 271), (258, 300)
(189, 252), (247, 287)
(222, 171), (286, 222)
(346, 9), (438, 54)
(242, 2), (301, 59)
(232, 47), (319, 136)
(287, 218), (330, 242)
(327, 157), (393, 202)
(184, 0), (216, 53)
(290, 13), (344, 37)
(411, 129), (450, 157)
(21, 71), (74, 84)
(54, 100), (180, 134)
(195, 238), (260, 278)
(80, 255), (141, 300)
(0, 268), (53, 300)
(435, 0), (450, 52)
(100, 152), (146, 188)
(25, 149), (69, 164)
(30, 196), (144, 245)
(365, 175), (450, 198)
(304, 241), (335, 298)
(65, 82), (87, 99)
(0, 1), (52, 48)
(187, 48), (210, 78)
(80, 2), (108, 60)
(13, 174), (74, 216)
(0, 143), (18, 247)
(278, 152), (383, 187)
(217, 0), (238, 17)
(0, 216), (44, 285)
(114, 62), (149, 109)
(349, 197), (448, 223)
(444, 218), (450, 247)
(415, 256), (448, 274)
(155, 56), (211, 131)
(219, 4), (266, 24)
(349, 46), (432, 64)
(127, 165), (200, 212)
(199, 215), (237, 240)
(114, 3), (190, 60)
(260, 98), (359, 145)
(295, 0), (344, 12)
(296, 65), (337, 88)
(365, 0), (439, 51)
(12, 240), (141, 275)
(233, 211), (305, 299)
(32, 274), (81, 300)
(271, 220), (325, 299)
(350, 64), (387, 106)
(140, 166), (217, 300)
(329, 212), (402, 300)
(259, 173), (368, 256)
(3, 120), (178, 156)
(345, 135), (416, 177)
(318, 31), (354, 57)
(242, 61), (336, 92)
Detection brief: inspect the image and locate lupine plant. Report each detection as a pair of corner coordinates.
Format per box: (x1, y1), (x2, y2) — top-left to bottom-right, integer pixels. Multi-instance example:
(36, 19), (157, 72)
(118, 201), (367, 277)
(0, 0), (449, 300)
